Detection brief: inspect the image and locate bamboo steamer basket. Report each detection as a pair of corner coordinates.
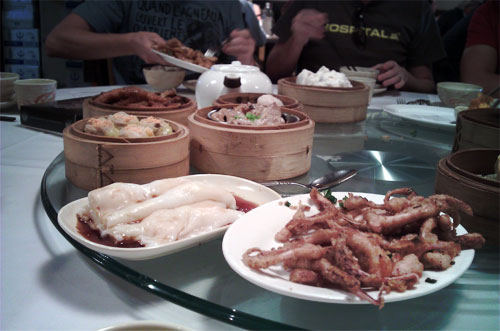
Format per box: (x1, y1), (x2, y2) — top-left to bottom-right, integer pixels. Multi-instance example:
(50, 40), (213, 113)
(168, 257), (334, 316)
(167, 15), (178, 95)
(188, 105), (315, 181)
(214, 92), (304, 111)
(277, 77), (369, 123)
(83, 92), (197, 127)
(453, 108), (499, 152)
(435, 148), (499, 245)
(63, 117), (190, 191)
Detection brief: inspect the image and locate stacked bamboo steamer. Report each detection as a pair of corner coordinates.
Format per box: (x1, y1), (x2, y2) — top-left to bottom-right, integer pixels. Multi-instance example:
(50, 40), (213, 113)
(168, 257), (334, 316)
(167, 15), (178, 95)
(83, 89), (197, 127)
(63, 117), (190, 191)
(435, 148), (499, 245)
(277, 77), (369, 123)
(453, 108), (499, 151)
(188, 101), (315, 181)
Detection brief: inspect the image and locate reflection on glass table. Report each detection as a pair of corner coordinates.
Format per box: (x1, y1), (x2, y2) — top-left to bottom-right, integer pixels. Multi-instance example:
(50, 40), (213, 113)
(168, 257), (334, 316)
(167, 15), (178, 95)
(41, 109), (499, 330)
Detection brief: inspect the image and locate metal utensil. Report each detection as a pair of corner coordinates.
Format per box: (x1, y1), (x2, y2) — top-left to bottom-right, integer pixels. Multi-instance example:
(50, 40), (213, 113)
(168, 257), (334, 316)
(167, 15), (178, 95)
(204, 38), (230, 58)
(491, 98), (500, 109)
(487, 86), (499, 97)
(261, 169), (358, 192)
(203, 47), (218, 58)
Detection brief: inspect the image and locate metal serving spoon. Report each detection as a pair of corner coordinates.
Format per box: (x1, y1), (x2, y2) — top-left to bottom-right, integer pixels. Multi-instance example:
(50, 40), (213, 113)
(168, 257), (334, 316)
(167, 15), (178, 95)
(261, 169), (358, 192)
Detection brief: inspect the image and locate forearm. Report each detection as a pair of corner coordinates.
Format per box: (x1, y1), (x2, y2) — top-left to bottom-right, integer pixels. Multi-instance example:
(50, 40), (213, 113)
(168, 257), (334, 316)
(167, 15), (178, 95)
(404, 75), (436, 93)
(460, 45), (499, 97)
(236, 54), (256, 66)
(46, 28), (135, 60)
(265, 35), (305, 81)
(404, 65), (436, 93)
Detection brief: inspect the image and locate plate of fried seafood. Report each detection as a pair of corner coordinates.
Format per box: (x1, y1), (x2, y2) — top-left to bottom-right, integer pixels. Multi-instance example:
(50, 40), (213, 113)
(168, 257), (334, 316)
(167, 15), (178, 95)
(223, 188), (485, 307)
(58, 174), (281, 260)
(152, 38), (216, 73)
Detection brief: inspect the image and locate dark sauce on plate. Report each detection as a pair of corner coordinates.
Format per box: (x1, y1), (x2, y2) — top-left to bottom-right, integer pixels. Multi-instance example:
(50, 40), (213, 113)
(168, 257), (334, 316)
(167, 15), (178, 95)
(77, 215), (144, 248)
(234, 194), (258, 213)
(77, 194), (258, 248)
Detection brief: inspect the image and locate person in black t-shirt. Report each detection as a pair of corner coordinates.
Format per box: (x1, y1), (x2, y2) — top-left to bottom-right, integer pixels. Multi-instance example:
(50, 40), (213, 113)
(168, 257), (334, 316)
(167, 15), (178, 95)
(45, 0), (259, 85)
(266, 0), (446, 93)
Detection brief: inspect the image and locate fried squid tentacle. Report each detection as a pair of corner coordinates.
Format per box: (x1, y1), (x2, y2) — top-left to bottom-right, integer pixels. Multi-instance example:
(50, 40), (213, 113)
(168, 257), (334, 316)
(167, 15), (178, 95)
(243, 244), (327, 269)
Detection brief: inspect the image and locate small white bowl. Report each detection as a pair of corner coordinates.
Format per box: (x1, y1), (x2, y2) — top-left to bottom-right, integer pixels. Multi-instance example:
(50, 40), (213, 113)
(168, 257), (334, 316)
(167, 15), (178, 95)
(0, 72), (19, 102)
(143, 65), (185, 91)
(14, 78), (57, 109)
(437, 82), (483, 108)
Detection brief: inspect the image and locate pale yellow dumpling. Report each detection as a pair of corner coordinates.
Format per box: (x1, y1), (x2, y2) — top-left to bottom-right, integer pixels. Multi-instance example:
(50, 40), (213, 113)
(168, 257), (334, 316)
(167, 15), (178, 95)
(118, 124), (154, 138)
(139, 116), (173, 136)
(84, 117), (119, 137)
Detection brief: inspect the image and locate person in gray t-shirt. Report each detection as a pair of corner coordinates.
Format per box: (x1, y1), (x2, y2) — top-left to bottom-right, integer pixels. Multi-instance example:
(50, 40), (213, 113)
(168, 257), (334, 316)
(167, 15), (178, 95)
(46, 0), (259, 84)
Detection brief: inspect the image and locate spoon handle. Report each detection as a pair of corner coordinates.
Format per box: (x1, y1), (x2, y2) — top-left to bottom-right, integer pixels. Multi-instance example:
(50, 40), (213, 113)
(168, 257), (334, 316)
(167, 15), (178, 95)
(260, 181), (309, 189)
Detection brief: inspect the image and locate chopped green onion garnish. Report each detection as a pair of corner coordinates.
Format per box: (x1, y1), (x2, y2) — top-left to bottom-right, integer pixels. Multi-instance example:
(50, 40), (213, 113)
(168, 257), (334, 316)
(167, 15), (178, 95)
(245, 113), (260, 121)
(322, 189), (337, 204)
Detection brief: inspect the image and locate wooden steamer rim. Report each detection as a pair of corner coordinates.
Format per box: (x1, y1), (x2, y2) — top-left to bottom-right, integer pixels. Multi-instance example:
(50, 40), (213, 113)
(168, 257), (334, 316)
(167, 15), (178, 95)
(83, 94), (197, 127)
(188, 106), (315, 181)
(194, 104), (312, 131)
(70, 117), (183, 143)
(435, 148), (499, 245)
(277, 77), (369, 123)
(63, 116), (190, 190)
(453, 108), (499, 152)
(214, 92), (303, 111)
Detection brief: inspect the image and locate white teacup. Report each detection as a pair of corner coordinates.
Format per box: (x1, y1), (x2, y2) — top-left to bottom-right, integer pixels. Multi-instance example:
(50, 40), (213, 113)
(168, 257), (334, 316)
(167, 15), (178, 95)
(14, 79), (57, 109)
(349, 77), (376, 103)
(1, 72), (20, 102)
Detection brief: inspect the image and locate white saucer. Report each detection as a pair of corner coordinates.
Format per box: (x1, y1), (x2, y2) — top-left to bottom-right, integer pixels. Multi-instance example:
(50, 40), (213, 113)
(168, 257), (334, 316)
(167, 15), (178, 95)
(0, 98), (17, 110)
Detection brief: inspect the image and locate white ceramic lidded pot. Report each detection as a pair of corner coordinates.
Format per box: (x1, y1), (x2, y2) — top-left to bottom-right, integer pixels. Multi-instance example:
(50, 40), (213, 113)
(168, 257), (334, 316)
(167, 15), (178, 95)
(195, 61), (272, 108)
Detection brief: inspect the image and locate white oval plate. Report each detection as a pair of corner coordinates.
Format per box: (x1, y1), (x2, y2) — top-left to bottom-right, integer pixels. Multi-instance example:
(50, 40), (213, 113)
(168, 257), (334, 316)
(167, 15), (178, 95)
(373, 84), (387, 95)
(383, 104), (456, 129)
(223, 192), (475, 304)
(58, 174), (281, 260)
(152, 49), (208, 73)
(99, 320), (189, 331)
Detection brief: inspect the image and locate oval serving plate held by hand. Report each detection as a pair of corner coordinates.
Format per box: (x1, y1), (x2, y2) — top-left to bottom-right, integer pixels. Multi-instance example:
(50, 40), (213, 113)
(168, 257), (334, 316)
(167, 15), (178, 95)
(152, 49), (208, 73)
(58, 174), (281, 260)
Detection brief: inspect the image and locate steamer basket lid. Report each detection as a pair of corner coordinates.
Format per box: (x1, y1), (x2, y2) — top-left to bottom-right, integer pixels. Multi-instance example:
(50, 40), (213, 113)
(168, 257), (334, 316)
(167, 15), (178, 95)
(461, 108), (499, 128)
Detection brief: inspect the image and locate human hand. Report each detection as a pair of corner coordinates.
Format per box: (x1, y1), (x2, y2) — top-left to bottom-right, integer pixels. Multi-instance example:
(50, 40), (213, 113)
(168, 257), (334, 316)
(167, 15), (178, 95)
(128, 31), (169, 65)
(222, 29), (256, 65)
(291, 9), (328, 46)
(373, 61), (409, 89)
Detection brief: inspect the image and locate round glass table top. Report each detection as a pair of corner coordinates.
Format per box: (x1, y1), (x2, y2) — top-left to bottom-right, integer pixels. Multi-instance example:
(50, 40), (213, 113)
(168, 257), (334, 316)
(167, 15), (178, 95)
(41, 109), (499, 330)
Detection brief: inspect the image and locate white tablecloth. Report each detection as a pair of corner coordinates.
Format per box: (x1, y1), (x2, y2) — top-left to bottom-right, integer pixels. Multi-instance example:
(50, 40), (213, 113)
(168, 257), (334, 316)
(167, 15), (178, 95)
(0, 86), (236, 330)
(0, 85), (443, 330)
